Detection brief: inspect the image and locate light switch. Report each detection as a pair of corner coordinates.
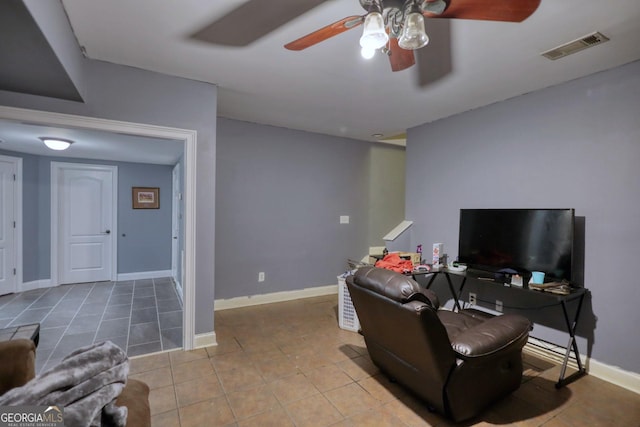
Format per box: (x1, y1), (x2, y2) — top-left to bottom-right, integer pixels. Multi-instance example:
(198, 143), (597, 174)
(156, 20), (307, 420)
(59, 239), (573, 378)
(340, 216), (350, 224)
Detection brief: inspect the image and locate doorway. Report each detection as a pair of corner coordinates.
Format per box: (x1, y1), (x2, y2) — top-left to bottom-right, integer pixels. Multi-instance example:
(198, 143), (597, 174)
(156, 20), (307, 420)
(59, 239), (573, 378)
(0, 106), (197, 350)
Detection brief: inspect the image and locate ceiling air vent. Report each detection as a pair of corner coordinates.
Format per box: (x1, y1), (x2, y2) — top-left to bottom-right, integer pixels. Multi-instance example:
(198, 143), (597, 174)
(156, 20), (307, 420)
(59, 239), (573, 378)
(541, 32), (610, 60)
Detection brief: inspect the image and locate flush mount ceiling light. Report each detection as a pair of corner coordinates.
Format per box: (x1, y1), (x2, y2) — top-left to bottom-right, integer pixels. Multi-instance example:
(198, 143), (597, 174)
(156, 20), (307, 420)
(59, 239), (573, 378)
(39, 137), (74, 151)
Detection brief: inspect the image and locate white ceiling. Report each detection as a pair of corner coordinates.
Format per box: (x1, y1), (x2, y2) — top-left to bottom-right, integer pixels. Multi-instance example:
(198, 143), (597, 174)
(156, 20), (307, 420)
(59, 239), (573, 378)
(36, 0), (640, 143)
(0, 119), (183, 165)
(2, 1), (638, 162)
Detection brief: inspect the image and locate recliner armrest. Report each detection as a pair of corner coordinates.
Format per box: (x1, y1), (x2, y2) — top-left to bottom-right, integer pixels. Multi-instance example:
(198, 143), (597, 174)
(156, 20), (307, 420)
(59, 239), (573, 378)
(0, 339), (36, 395)
(405, 288), (440, 309)
(451, 314), (532, 358)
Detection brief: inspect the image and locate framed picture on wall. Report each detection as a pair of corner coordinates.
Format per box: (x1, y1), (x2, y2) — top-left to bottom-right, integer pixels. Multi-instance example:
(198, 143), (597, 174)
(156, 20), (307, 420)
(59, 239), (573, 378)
(132, 187), (159, 209)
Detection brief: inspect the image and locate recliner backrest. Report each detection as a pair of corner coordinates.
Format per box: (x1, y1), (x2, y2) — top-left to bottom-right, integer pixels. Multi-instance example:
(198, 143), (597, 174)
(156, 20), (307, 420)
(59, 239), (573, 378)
(350, 266), (440, 308)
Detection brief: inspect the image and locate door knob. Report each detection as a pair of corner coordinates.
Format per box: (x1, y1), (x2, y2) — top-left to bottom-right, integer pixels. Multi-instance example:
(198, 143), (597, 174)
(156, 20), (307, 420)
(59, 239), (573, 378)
(104, 230), (111, 234)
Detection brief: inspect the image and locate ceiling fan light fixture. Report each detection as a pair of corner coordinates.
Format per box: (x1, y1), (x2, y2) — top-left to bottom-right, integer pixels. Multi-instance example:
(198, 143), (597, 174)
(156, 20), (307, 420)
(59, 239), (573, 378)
(398, 11), (429, 50)
(361, 46), (376, 59)
(359, 12), (388, 50)
(40, 137), (74, 151)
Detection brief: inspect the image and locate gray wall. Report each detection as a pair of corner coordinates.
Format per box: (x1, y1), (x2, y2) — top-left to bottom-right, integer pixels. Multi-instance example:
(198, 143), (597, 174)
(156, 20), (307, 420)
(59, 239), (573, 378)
(215, 118), (372, 300)
(406, 60), (640, 373)
(20, 153), (43, 280)
(0, 150), (174, 281)
(368, 145), (405, 247)
(117, 161), (173, 274)
(0, 59), (217, 335)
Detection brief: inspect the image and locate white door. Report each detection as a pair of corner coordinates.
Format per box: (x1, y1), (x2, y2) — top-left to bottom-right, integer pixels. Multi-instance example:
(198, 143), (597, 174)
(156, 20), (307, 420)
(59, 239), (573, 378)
(54, 163), (117, 285)
(0, 159), (17, 295)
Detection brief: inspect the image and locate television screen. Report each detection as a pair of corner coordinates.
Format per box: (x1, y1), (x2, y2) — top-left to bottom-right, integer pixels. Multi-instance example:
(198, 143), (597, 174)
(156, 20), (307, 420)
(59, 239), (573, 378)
(458, 209), (574, 282)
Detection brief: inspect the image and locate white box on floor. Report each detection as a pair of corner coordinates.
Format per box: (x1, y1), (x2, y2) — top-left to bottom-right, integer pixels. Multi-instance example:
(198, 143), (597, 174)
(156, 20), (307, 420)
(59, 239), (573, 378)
(338, 276), (360, 332)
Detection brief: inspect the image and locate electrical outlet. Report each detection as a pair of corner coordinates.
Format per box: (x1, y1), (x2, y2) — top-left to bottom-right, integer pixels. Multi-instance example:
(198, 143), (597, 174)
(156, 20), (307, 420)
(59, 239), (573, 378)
(258, 272), (265, 282)
(340, 215), (350, 224)
(496, 300), (503, 312)
(469, 293), (477, 305)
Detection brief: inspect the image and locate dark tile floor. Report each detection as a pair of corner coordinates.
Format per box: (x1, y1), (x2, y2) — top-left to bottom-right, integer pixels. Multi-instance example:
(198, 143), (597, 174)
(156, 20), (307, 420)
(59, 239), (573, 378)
(0, 277), (183, 374)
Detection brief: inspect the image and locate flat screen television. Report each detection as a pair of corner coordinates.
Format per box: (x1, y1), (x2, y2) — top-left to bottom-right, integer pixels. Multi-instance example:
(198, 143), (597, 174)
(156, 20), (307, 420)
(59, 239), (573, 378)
(458, 208), (574, 282)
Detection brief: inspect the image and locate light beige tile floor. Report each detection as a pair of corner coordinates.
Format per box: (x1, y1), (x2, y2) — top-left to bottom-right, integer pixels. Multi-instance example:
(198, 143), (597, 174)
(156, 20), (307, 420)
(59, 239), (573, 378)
(129, 294), (640, 426)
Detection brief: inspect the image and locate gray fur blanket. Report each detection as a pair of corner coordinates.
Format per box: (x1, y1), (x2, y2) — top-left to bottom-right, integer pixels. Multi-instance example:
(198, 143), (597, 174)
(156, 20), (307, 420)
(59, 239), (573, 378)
(0, 340), (129, 427)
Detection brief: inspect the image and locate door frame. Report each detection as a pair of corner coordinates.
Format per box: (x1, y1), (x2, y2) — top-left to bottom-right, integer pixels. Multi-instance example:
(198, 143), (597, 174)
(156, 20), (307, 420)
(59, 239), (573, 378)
(50, 162), (118, 286)
(0, 155), (22, 294)
(0, 106), (198, 351)
(171, 163), (182, 299)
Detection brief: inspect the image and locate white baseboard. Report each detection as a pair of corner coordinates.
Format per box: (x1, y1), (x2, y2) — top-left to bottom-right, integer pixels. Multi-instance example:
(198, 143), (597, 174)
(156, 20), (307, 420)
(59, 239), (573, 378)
(117, 270), (172, 281)
(194, 331), (217, 348)
(129, 347), (182, 359)
(20, 279), (52, 292)
(583, 357), (640, 395)
(525, 337), (640, 395)
(21, 271), (172, 290)
(214, 284), (338, 311)
(174, 279), (183, 304)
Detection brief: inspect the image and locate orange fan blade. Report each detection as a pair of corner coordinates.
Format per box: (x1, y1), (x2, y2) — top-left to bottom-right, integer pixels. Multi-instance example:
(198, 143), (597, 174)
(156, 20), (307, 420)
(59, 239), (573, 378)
(388, 38), (415, 72)
(425, 0), (540, 22)
(285, 15), (364, 51)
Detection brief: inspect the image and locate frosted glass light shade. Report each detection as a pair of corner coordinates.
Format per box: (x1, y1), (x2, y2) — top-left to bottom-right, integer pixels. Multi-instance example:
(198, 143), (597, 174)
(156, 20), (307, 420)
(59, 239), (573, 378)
(40, 138), (73, 150)
(359, 12), (389, 50)
(398, 12), (429, 50)
(361, 46), (376, 59)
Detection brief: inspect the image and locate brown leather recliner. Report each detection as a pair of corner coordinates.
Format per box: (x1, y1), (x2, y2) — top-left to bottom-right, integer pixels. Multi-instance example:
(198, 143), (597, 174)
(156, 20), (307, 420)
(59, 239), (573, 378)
(347, 267), (532, 422)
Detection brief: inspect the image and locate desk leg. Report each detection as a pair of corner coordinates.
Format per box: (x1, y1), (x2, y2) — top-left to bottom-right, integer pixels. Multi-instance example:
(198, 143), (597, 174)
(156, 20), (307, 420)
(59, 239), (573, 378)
(423, 274), (437, 289)
(458, 277), (468, 307)
(556, 293), (587, 388)
(443, 273), (462, 312)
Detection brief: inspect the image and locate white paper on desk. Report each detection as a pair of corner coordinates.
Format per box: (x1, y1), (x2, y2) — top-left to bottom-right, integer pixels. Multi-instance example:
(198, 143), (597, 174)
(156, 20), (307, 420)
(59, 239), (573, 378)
(511, 275), (523, 287)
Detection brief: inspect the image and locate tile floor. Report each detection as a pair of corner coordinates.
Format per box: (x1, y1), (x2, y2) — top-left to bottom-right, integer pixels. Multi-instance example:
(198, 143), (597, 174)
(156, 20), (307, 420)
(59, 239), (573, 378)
(0, 277), (183, 374)
(131, 294), (640, 427)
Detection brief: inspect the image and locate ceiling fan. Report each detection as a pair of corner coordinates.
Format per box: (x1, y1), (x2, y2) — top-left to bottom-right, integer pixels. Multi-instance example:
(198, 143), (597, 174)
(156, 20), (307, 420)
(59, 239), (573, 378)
(193, 0), (540, 72)
(284, 0), (541, 72)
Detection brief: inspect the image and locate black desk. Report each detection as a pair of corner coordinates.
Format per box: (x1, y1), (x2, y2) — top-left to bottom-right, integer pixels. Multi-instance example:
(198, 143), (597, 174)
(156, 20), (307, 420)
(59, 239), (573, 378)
(410, 268), (588, 388)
